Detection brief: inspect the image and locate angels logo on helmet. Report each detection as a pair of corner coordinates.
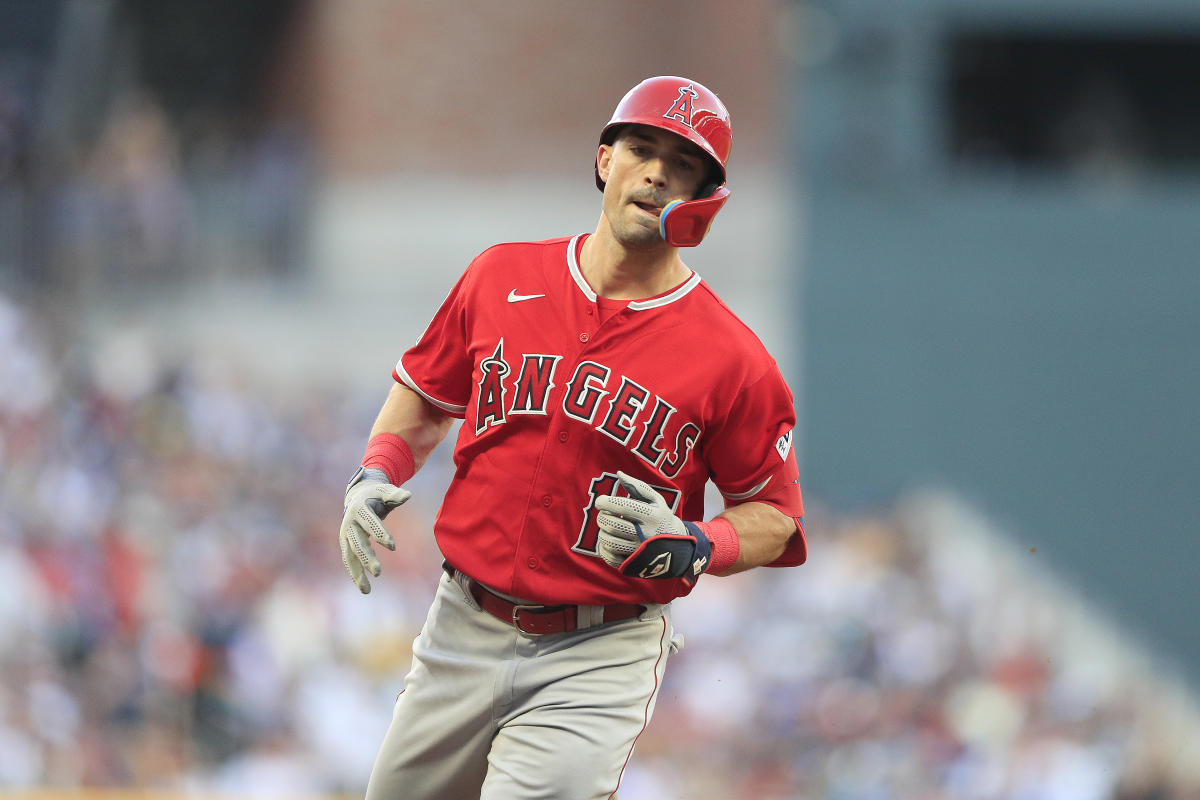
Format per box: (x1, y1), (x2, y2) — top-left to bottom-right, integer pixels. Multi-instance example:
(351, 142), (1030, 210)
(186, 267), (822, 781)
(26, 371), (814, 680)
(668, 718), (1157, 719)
(662, 84), (699, 127)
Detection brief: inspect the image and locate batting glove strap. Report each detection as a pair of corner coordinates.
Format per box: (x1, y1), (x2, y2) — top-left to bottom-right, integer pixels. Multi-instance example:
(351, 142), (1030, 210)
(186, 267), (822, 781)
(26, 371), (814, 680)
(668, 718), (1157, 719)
(619, 520), (713, 584)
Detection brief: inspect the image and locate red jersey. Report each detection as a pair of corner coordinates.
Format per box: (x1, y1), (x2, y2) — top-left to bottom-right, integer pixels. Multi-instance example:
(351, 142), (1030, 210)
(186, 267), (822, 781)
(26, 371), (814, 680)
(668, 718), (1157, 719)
(396, 234), (805, 605)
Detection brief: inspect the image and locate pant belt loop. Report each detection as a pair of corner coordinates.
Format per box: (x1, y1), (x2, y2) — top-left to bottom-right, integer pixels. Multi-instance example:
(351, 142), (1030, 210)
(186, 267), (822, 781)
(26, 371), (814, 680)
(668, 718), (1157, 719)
(577, 605), (604, 630)
(448, 567), (482, 611)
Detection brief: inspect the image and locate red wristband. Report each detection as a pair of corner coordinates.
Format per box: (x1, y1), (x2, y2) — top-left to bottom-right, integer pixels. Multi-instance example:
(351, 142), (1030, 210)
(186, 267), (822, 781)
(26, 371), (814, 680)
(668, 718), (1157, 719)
(361, 433), (416, 487)
(696, 517), (740, 575)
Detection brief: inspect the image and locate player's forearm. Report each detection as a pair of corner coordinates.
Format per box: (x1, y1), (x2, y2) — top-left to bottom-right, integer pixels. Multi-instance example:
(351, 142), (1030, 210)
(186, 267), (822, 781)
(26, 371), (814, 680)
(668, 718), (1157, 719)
(369, 383), (455, 471)
(711, 501), (798, 576)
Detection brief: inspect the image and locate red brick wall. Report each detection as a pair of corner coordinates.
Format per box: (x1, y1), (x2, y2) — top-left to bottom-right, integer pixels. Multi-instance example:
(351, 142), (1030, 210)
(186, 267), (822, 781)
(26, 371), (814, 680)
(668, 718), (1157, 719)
(305, 1), (788, 178)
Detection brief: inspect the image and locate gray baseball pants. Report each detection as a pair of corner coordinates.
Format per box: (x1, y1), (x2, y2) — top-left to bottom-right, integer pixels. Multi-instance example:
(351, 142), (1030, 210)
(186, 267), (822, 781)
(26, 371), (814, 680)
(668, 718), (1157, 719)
(364, 570), (679, 800)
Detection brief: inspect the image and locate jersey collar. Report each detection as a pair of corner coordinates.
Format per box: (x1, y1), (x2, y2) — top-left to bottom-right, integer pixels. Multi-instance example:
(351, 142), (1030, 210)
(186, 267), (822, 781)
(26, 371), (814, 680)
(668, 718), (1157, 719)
(566, 234), (702, 311)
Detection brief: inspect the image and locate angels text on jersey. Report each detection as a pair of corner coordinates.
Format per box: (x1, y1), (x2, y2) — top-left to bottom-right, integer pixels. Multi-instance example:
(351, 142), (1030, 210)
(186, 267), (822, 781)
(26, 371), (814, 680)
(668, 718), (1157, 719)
(475, 338), (700, 480)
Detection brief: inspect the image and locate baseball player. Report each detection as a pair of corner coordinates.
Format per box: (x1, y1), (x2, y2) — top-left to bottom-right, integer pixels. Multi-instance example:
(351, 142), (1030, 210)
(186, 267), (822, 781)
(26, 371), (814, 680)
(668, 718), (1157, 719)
(340, 75), (807, 800)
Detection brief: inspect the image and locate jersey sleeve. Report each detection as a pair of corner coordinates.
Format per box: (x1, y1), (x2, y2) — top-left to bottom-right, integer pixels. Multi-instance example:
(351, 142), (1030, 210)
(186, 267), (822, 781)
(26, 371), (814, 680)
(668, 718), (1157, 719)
(703, 364), (807, 567)
(393, 265), (475, 417)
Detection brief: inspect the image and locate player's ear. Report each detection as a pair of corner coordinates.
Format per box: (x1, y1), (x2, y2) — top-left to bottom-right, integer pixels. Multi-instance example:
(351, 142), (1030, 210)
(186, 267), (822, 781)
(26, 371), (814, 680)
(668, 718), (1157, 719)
(597, 144), (613, 184)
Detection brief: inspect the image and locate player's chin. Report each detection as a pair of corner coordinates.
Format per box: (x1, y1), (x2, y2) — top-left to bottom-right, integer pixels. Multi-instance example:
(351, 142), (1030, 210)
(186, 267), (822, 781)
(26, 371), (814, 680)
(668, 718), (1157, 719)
(615, 218), (664, 249)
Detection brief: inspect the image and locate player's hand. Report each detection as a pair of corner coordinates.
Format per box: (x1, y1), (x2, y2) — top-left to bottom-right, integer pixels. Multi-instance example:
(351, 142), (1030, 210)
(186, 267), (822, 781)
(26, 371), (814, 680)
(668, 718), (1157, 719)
(594, 471), (712, 584)
(340, 467), (410, 594)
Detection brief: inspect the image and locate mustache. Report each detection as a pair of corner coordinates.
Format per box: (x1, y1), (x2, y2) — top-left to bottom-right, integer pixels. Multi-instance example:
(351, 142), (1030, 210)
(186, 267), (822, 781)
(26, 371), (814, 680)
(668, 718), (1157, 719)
(628, 191), (668, 208)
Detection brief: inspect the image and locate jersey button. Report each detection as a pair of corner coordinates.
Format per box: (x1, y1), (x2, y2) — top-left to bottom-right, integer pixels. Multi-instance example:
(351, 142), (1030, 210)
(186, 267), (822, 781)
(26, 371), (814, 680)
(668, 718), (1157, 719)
(558, 430), (569, 443)
(527, 557), (539, 569)
(579, 332), (590, 343)
(541, 494), (553, 507)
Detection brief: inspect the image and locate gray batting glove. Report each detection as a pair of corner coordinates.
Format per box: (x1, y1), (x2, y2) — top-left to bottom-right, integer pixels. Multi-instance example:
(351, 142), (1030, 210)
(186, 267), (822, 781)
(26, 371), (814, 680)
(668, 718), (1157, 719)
(340, 467), (411, 594)
(595, 471), (713, 582)
(595, 471), (683, 568)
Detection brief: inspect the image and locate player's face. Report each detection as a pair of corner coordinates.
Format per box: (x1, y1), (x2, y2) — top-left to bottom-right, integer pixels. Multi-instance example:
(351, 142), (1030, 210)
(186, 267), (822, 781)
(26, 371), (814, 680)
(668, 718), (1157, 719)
(597, 125), (710, 248)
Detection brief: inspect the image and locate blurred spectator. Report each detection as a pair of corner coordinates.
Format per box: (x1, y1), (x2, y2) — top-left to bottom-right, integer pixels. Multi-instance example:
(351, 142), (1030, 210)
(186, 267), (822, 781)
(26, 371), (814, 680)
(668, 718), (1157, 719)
(1050, 76), (1149, 185)
(0, 69), (32, 186)
(0, 60), (35, 284)
(91, 91), (189, 283)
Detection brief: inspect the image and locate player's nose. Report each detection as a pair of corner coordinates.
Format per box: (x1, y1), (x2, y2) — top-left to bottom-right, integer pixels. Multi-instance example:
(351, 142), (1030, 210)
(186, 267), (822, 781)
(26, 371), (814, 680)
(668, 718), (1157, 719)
(643, 163), (667, 189)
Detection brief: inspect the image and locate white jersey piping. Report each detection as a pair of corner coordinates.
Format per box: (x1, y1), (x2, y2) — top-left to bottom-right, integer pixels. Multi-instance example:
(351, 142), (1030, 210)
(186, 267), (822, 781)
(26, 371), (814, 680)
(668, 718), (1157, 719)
(628, 271), (702, 309)
(395, 359), (467, 415)
(566, 234), (598, 302)
(720, 475), (773, 501)
(566, 234), (704, 310)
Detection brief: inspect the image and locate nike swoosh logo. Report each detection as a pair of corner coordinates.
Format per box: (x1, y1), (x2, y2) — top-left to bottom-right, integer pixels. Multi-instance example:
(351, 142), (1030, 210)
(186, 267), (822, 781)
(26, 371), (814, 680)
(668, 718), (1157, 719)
(507, 290), (546, 303)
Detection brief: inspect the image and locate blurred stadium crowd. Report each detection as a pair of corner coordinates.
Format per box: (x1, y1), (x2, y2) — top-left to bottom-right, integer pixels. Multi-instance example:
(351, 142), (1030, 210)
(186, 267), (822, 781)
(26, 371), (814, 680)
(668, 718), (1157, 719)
(1, 288), (1199, 799)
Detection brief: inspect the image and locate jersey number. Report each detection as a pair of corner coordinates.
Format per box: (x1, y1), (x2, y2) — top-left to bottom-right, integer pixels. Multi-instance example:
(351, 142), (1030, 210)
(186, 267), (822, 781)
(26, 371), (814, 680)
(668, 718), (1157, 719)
(572, 472), (682, 557)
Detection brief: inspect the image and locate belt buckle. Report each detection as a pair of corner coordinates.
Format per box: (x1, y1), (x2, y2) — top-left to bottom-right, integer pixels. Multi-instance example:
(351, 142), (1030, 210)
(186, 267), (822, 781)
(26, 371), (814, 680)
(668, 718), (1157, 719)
(511, 603), (549, 635)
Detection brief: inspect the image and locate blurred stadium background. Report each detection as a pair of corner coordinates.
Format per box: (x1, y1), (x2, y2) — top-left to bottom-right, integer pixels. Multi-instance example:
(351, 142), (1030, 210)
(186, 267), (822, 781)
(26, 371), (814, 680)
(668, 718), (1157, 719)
(1, 0), (1199, 798)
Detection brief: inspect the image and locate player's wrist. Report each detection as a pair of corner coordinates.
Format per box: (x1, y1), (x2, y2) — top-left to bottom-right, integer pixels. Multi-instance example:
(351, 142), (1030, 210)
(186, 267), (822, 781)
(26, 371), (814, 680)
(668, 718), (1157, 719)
(691, 517), (739, 575)
(362, 432), (416, 487)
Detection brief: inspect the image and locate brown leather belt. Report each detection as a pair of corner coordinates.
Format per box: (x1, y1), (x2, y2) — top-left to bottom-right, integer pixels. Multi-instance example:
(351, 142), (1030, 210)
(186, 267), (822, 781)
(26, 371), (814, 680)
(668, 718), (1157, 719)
(449, 566), (644, 635)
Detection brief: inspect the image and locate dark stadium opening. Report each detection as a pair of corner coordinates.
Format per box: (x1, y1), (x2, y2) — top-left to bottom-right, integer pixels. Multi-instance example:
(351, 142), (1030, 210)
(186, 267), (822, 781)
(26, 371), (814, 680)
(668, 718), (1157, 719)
(946, 30), (1200, 172)
(118, 0), (308, 125)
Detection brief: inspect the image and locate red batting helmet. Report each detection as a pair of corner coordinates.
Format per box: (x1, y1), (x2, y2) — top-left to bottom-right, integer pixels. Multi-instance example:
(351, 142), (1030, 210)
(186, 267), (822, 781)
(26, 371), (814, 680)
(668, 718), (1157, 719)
(595, 76), (733, 247)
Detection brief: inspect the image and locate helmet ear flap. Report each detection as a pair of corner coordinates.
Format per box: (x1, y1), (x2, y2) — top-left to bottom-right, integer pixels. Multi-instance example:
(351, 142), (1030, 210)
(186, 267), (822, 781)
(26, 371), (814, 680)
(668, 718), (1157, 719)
(659, 186), (731, 248)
